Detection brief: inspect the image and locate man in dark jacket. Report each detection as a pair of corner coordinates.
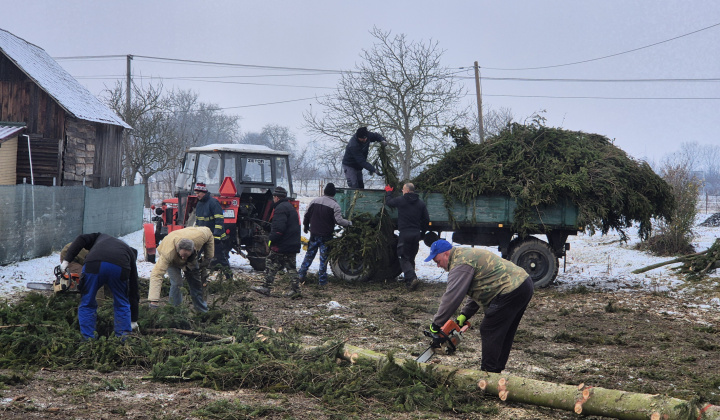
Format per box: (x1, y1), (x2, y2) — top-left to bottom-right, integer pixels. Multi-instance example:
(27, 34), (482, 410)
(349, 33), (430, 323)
(251, 186), (302, 297)
(341, 126), (388, 189)
(298, 183), (352, 286)
(385, 183), (430, 291)
(193, 182), (229, 268)
(61, 233), (140, 340)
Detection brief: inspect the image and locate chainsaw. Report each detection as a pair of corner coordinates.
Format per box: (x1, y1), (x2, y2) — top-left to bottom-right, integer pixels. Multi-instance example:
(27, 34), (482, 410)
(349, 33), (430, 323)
(26, 265), (81, 293)
(416, 318), (471, 363)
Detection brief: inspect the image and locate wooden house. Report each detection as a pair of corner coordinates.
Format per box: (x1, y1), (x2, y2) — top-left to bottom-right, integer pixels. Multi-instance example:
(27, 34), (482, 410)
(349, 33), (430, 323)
(0, 28), (130, 187)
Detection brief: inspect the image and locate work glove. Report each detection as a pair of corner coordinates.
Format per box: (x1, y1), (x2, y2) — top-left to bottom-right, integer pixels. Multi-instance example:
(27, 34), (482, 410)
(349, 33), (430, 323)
(347, 220), (353, 226)
(429, 323), (447, 348)
(198, 257), (211, 269)
(60, 260), (69, 272)
(456, 314), (467, 327)
(303, 226), (309, 234)
(384, 185), (393, 192)
(131, 322), (139, 332)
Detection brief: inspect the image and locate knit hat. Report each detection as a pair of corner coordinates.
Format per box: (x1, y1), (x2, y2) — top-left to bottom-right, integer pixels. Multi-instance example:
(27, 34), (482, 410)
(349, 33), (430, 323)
(323, 183), (336, 197)
(273, 186), (287, 198)
(194, 182), (208, 193)
(356, 126), (368, 139)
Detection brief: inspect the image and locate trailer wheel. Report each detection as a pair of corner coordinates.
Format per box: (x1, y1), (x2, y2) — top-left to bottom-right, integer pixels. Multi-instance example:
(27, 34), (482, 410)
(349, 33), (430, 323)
(330, 255), (373, 282)
(508, 237), (559, 288)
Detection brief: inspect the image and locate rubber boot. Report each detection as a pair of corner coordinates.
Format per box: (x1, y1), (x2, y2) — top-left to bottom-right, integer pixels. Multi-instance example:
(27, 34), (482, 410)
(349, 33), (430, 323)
(251, 282), (272, 296)
(405, 274), (420, 291)
(283, 279), (301, 298)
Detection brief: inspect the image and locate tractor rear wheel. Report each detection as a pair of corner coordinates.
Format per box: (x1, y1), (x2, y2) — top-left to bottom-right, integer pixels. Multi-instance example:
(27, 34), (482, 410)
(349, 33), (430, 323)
(508, 237), (558, 288)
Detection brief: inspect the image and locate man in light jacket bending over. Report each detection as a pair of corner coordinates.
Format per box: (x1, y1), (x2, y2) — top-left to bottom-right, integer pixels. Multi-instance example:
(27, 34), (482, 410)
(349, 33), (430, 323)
(148, 226), (214, 312)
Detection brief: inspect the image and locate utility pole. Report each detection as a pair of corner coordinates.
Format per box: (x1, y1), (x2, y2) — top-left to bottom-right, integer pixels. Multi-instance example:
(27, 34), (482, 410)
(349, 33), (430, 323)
(474, 61), (484, 142)
(126, 55), (133, 121)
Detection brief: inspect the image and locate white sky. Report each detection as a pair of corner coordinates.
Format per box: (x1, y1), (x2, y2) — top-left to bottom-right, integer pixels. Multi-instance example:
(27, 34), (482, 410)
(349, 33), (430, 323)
(4, 1), (720, 163)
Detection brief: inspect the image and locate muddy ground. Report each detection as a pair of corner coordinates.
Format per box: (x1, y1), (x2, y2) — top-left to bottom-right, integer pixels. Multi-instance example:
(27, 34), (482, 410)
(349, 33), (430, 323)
(2, 270), (720, 419)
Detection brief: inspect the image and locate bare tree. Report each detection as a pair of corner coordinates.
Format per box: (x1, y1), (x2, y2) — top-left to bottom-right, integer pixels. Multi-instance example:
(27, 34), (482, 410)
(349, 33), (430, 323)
(459, 105), (516, 143)
(304, 27), (468, 180)
(105, 81), (178, 206)
(105, 83), (242, 205)
(644, 152), (700, 255)
(289, 143), (320, 195)
(241, 124), (297, 152)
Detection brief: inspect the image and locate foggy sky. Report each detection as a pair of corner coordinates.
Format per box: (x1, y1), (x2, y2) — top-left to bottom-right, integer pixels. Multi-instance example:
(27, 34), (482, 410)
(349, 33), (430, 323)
(4, 1), (720, 163)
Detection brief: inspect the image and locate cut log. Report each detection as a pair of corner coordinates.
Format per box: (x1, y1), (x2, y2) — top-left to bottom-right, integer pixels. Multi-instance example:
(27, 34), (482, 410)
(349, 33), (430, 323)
(338, 344), (720, 420)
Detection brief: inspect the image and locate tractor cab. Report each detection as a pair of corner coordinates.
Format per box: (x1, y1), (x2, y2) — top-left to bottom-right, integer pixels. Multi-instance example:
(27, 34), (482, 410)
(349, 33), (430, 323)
(144, 144), (297, 271)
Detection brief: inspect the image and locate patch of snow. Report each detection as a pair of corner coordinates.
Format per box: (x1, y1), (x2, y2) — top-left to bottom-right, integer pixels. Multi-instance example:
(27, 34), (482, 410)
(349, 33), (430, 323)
(324, 301), (345, 310)
(1, 197), (718, 306)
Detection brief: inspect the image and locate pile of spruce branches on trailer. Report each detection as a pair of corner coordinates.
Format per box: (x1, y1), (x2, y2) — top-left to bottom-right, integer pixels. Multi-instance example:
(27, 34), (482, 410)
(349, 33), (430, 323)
(413, 123), (675, 241)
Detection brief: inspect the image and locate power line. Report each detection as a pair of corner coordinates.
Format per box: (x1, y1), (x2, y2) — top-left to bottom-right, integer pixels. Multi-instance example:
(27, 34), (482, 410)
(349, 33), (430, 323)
(475, 21), (720, 71)
(54, 54), (127, 60)
(481, 93), (720, 100)
(459, 76), (720, 83)
(133, 55), (349, 74)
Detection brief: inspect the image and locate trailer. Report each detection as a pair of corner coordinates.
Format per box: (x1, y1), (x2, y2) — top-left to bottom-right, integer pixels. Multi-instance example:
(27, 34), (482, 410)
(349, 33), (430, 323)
(330, 188), (582, 288)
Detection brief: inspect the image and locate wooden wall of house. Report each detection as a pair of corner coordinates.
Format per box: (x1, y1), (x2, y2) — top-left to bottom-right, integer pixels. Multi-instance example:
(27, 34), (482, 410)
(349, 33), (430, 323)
(16, 135), (60, 185)
(64, 118), (124, 187)
(0, 54), (65, 140)
(94, 123), (123, 187)
(1, 53), (125, 187)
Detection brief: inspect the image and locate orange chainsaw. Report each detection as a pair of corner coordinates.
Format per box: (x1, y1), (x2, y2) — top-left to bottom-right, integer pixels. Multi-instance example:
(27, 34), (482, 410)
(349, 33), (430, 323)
(26, 265), (81, 293)
(416, 318), (471, 363)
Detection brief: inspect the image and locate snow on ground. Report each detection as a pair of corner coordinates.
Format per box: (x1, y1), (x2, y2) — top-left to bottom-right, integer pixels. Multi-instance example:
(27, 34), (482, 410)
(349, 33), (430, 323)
(1, 196), (719, 307)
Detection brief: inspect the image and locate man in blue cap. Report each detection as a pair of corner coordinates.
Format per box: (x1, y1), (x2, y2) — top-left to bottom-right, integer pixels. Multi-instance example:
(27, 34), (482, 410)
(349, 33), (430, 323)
(424, 239), (533, 373)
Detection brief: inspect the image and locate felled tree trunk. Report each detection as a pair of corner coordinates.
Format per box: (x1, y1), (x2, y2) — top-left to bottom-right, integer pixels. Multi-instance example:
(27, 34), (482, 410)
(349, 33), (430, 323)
(338, 344), (720, 420)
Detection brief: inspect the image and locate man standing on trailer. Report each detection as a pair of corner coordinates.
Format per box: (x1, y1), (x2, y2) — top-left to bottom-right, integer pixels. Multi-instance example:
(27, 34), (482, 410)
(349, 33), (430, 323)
(341, 126), (388, 189)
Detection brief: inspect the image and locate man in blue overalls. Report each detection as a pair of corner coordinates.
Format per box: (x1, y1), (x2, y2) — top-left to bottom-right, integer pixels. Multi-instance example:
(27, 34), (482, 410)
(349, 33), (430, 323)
(62, 233), (139, 340)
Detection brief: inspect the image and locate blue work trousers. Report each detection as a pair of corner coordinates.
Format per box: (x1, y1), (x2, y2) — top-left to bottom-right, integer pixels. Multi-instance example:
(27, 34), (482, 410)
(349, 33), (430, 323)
(80, 262), (131, 340)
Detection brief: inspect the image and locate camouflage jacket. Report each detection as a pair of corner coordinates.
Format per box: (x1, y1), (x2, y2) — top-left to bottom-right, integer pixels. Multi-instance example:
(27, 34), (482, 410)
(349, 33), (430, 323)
(432, 247), (529, 326)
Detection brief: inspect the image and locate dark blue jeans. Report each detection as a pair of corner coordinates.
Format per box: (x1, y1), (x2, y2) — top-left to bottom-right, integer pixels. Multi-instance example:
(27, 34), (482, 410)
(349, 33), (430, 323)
(298, 235), (330, 284)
